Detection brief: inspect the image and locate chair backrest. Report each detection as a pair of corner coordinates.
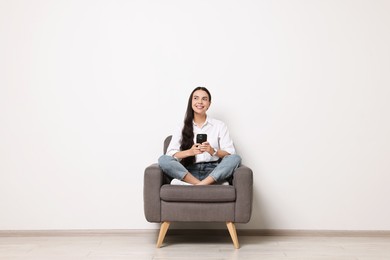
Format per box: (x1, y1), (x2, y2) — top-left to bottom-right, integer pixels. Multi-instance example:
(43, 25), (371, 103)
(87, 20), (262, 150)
(163, 135), (172, 154)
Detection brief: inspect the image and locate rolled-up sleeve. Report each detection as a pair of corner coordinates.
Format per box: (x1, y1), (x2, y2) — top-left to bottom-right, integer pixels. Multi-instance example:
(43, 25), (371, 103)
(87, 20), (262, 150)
(219, 122), (236, 155)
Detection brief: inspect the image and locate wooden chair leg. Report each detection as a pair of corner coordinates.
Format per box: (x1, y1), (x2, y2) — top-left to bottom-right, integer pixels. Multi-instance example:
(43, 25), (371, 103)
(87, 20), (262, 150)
(156, 221), (170, 248)
(226, 222), (240, 249)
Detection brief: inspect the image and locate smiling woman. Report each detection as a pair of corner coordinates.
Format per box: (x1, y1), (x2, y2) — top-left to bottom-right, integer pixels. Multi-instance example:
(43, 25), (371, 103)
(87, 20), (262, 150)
(2, 0), (390, 233)
(158, 87), (241, 185)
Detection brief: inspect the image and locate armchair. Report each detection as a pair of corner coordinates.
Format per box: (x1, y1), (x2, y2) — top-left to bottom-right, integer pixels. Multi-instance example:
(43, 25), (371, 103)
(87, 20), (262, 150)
(143, 136), (253, 248)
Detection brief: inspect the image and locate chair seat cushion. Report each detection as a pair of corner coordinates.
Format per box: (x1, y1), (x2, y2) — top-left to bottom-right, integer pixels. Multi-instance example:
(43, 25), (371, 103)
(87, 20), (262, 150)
(160, 184), (236, 202)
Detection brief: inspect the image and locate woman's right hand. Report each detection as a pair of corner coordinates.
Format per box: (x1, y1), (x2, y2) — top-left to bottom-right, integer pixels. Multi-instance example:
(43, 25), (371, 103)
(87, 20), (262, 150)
(172, 144), (202, 159)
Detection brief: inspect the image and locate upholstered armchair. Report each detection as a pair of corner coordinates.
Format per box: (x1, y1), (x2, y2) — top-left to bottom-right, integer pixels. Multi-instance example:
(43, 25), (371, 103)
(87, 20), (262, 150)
(143, 136), (253, 248)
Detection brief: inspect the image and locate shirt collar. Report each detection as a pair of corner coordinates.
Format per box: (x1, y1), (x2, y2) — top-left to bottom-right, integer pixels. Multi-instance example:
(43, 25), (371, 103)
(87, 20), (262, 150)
(193, 116), (213, 128)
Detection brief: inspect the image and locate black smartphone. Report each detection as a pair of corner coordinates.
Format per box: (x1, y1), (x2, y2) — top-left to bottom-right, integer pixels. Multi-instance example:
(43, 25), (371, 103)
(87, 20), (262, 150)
(196, 134), (207, 144)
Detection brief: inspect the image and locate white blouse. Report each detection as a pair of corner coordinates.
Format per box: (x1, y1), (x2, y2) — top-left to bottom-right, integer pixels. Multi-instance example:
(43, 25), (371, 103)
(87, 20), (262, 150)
(166, 117), (236, 163)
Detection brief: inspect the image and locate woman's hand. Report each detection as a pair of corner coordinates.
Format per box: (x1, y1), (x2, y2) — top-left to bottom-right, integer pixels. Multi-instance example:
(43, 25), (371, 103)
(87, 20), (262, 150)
(173, 143), (206, 159)
(189, 143), (203, 156)
(199, 142), (214, 155)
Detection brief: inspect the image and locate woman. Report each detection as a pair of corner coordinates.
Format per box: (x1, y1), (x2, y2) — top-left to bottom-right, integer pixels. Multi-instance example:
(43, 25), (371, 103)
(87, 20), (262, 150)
(158, 87), (241, 185)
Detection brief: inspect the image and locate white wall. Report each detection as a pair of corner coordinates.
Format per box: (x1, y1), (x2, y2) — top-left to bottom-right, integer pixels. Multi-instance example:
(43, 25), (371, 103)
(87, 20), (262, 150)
(1, 0), (389, 230)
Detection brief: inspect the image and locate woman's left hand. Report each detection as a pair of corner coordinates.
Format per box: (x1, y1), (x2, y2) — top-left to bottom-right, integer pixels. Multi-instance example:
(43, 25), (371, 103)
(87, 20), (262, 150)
(199, 142), (214, 155)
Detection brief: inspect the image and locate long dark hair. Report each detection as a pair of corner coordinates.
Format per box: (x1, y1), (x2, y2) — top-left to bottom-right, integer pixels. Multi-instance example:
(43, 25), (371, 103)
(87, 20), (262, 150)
(180, 87), (212, 166)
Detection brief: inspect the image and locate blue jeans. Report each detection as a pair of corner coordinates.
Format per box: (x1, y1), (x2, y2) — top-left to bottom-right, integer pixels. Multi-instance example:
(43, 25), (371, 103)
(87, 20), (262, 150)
(158, 154), (242, 183)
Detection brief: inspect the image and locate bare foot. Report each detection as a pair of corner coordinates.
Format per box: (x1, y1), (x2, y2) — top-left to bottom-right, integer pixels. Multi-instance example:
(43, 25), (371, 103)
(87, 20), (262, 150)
(195, 176), (215, 185)
(183, 172), (201, 184)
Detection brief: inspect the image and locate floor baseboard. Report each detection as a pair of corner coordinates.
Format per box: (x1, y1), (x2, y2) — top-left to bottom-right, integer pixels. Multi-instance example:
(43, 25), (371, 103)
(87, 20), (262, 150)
(1, 229), (390, 237)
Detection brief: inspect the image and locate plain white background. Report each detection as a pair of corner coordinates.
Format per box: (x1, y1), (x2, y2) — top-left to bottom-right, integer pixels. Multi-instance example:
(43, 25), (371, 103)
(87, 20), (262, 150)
(1, 0), (389, 231)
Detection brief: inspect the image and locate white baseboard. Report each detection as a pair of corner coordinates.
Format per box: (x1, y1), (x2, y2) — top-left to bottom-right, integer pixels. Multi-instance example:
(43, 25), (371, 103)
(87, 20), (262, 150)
(1, 229), (390, 237)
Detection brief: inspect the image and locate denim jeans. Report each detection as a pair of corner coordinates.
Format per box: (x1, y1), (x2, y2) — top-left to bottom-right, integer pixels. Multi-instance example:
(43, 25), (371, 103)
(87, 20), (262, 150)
(158, 154), (241, 183)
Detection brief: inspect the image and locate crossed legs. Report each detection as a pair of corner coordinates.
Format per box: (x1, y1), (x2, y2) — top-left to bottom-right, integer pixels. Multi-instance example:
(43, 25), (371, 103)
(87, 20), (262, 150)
(158, 154), (241, 185)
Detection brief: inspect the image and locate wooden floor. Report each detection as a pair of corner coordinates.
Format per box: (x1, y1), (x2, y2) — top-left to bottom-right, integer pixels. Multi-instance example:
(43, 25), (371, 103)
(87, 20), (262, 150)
(1, 230), (390, 260)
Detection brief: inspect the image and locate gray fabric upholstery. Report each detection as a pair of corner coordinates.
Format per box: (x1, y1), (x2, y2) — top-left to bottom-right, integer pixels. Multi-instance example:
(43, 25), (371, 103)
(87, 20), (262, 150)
(161, 201), (235, 222)
(143, 136), (253, 224)
(163, 135), (172, 154)
(233, 165), (253, 223)
(160, 185), (236, 202)
(143, 164), (164, 222)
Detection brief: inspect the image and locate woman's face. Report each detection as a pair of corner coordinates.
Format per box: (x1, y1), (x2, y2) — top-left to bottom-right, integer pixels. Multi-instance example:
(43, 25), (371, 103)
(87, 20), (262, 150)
(192, 90), (210, 115)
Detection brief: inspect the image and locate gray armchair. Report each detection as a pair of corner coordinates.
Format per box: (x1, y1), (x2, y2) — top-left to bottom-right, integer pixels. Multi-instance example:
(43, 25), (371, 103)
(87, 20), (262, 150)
(144, 136), (253, 248)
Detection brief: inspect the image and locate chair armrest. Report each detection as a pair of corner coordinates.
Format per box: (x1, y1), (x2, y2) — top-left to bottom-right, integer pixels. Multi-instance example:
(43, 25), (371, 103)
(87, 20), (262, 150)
(233, 164), (253, 223)
(143, 163), (164, 223)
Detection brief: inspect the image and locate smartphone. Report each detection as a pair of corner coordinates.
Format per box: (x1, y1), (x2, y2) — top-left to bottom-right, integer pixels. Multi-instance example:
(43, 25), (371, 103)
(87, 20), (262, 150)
(196, 134), (207, 144)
